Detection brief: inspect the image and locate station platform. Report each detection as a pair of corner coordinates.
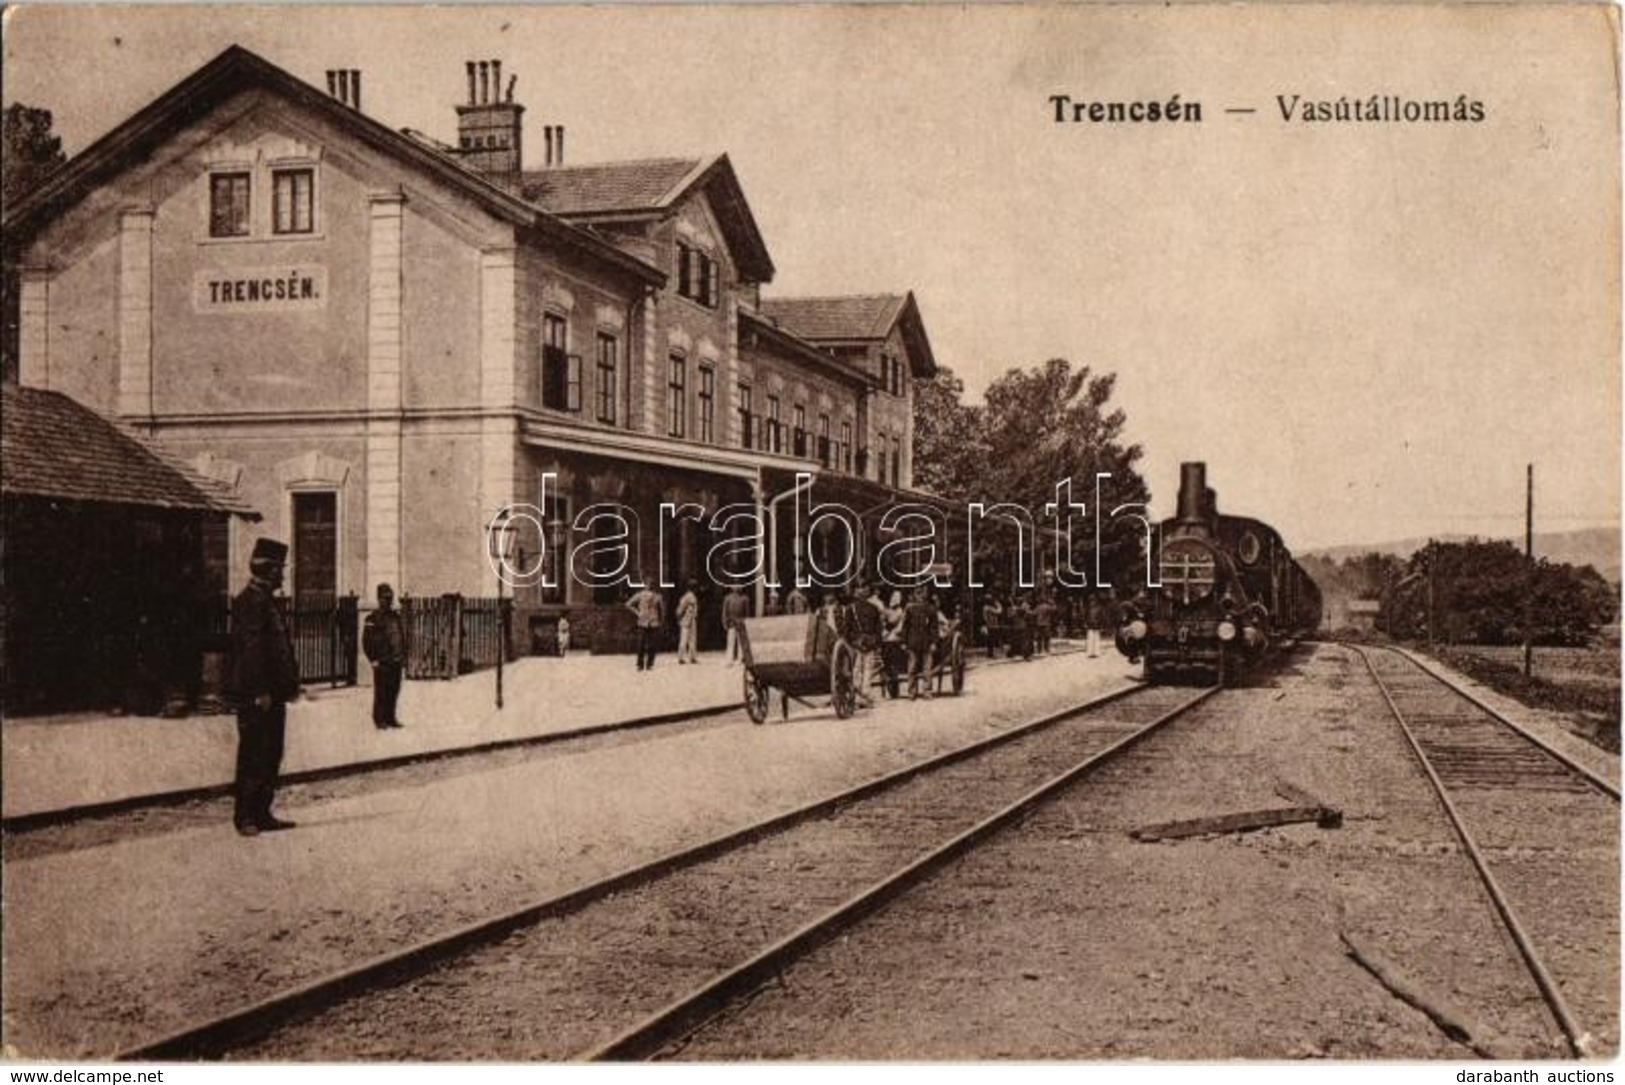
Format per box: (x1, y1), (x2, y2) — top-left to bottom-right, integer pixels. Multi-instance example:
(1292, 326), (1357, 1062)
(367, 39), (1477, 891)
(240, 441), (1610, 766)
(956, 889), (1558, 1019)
(1, 651), (741, 823)
(1, 643), (1093, 823)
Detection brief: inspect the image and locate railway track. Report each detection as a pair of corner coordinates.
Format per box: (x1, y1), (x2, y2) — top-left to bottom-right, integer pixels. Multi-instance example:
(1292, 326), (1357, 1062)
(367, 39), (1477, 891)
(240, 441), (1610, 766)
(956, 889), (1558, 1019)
(1355, 645), (1620, 1057)
(119, 680), (1215, 1060)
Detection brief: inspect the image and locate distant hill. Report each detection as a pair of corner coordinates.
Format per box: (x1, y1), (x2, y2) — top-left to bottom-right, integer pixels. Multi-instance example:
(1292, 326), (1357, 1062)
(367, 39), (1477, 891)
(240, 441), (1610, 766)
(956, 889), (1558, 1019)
(1306, 526), (1620, 582)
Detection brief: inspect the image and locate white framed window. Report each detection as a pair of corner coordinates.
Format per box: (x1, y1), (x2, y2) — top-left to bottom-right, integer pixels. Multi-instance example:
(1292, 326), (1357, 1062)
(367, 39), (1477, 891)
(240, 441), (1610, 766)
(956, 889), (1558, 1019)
(209, 171), (252, 238)
(272, 168), (315, 235)
(676, 241), (720, 309)
(668, 353), (688, 438)
(542, 313), (579, 411)
(736, 382), (754, 448)
(698, 364), (716, 444)
(595, 332), (618, 424)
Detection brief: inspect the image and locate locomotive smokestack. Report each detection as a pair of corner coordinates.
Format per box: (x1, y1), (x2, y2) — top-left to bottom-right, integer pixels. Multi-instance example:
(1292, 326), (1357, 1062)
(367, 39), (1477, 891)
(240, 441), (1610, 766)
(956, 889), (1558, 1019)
(1177, 462), (1208, 523)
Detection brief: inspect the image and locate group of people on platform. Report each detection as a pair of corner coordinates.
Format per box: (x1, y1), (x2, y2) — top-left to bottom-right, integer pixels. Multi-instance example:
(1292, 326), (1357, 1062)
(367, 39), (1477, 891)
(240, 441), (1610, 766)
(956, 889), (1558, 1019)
(621, 579), (954, 701)
(982, 589), (1116, 660)
(617, 579), (1120, 680)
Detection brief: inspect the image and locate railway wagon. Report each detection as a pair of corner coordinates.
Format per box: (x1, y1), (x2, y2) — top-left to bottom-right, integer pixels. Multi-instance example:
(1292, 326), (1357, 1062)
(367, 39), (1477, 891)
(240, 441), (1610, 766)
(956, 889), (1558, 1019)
(1117, 462), (1321, 684)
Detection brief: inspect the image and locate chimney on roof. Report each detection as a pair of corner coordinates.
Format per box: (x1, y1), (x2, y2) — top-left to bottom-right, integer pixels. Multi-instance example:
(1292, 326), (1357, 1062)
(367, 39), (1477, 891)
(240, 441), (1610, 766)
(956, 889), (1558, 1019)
(543, 125), (566, 168)
(456, 57), (524, 191)
(325, 68), (363, 110)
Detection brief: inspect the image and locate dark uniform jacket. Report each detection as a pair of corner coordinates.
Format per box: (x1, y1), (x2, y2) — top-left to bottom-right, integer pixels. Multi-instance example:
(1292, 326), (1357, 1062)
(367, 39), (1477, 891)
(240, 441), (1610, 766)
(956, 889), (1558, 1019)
(363, 608), (407, 666)
(229, 581), (300, 702)
(902, 601), (941, 655)
(850, 596), (885, 651)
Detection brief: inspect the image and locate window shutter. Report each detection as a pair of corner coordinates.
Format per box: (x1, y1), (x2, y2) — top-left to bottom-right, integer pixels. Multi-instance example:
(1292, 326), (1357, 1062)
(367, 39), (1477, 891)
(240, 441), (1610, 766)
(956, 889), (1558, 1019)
(566, 354), (582, 412)
(706, 257), (720, 308)
(678, 244), (692, 298)
(542, 345), (568, 410)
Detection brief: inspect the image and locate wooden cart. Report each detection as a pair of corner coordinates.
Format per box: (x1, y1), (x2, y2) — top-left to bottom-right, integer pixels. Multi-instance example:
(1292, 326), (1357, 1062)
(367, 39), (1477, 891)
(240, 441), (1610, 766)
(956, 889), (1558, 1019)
(738, 613), (859, 723)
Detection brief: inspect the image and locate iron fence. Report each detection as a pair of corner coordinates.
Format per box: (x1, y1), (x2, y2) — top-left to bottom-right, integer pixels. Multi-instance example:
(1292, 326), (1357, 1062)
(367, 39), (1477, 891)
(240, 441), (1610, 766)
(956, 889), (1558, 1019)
(401, 594), (511, 680)
(279, 593), (360, 687)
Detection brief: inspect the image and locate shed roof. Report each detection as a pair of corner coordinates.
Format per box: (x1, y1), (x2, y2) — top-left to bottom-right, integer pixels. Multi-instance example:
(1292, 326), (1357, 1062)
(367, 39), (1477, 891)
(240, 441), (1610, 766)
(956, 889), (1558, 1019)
(2, 385), (258, 518)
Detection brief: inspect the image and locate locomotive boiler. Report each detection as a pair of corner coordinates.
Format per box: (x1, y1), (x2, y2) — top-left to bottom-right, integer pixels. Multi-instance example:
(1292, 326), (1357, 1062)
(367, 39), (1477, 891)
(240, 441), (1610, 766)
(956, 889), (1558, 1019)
(1115, 462), (1321, 684)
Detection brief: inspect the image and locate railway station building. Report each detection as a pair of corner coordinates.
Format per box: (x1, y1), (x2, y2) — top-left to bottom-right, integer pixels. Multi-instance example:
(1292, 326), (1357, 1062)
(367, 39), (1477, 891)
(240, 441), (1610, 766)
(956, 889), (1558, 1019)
(4, 46), (940, 655)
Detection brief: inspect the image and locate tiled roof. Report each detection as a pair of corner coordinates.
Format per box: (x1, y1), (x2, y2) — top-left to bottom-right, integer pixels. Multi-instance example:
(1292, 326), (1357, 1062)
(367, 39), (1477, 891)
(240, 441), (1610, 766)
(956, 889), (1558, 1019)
(757, 295), (908, 342)
(522, 158), (703, 215)
(2, 385), (257, 517)
(737, 308), (869, 386)
(4, 47), (663, 289)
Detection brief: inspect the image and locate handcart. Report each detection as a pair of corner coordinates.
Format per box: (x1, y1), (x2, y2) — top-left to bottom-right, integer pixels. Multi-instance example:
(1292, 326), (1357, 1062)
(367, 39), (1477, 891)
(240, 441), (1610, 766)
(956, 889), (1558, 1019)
(738, 613), (860, 723)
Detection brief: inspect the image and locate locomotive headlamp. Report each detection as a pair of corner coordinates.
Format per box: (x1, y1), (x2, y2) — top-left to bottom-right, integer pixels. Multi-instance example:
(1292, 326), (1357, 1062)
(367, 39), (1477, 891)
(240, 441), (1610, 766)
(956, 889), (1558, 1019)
(1216, 620), (1238, 642)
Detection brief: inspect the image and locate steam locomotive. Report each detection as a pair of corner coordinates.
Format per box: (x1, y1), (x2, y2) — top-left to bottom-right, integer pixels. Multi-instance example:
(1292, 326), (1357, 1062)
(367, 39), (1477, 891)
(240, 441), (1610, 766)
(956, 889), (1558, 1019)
(1116, 462), (1321, 684)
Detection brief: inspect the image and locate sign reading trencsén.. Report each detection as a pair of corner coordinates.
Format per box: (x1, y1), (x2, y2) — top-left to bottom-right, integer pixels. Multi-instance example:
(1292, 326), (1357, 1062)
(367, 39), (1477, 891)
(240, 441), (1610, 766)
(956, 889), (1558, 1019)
(193, 266), (326, 312)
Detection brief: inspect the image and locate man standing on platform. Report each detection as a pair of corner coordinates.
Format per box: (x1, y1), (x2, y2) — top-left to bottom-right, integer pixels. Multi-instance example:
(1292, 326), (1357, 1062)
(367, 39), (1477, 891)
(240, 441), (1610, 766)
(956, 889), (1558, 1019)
(362, 583), (407, 729)
(228, 538), (301, 836)
(626, 579), (665, 672)
(849, 581), (884, 707)
(723, 585), (750, 664)
(676, 580), (700, 664)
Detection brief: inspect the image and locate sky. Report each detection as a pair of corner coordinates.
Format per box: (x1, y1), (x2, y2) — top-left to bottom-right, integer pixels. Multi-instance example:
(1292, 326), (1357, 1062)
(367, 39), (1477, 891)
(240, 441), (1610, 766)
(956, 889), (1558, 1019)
(4, 3), (1619, 551)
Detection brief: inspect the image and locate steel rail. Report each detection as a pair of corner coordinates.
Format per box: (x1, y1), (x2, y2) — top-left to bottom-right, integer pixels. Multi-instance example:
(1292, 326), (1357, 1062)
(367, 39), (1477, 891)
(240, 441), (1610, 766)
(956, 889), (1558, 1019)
(1383, 645), (1619, 801)
(582, 684), (1221, 1061)
(117, 680), (1154, 1060)
(1353, 646), (1595, 1059)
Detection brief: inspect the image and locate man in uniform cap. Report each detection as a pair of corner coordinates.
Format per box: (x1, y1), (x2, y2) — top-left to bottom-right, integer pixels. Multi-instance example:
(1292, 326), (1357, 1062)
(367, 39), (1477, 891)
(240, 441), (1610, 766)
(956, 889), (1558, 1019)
(362, 583), (407, 728)
(228, 538), (301, 835)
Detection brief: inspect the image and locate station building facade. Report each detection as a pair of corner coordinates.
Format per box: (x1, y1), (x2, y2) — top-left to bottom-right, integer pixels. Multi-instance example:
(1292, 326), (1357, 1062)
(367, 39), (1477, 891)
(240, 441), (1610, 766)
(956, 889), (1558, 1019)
(5, 46), (939, 652)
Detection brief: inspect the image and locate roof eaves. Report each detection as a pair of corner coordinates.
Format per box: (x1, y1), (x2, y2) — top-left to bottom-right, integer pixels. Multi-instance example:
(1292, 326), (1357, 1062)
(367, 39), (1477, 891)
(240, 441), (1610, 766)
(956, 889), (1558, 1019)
(654, 154), (721, 209)
(132, 430), (262, 520)
(894, 292), (938, 378)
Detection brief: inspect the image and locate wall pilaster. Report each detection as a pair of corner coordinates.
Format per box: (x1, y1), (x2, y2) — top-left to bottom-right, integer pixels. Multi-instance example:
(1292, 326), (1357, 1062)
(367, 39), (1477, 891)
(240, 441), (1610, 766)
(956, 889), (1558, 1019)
(478, 247), (519, 529)
(17, 268), (51, 387)
(366, 191), (406, 592)
(116, 209), (155, 418)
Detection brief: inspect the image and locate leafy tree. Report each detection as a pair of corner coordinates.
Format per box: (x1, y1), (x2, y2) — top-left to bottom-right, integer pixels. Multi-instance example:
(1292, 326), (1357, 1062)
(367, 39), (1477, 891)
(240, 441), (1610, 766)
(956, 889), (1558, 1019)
(4, 104), (67, 382)
(913, 357), (1148, 587)
(910, 366), (985, 500)
(3, 104), (66, 210)
(1384, 539), (1616, 646)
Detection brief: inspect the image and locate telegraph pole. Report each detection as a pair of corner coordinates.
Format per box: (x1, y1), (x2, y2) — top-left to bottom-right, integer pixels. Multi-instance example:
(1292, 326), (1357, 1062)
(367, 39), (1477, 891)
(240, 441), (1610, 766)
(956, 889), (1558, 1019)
(1523, 463), (1534, 678)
